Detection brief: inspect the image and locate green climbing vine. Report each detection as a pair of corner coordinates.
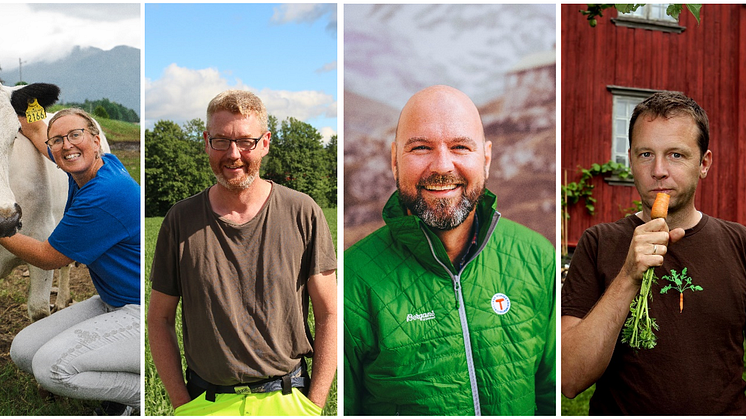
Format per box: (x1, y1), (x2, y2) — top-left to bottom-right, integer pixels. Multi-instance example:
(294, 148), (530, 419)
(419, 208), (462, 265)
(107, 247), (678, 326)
(562, 160), (632, 219)
(580, 4), (702, 27)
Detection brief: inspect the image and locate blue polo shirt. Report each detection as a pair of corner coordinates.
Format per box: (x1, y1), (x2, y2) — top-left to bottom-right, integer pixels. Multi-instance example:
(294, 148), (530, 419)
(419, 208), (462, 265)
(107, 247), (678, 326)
(48, 153), (140, 307)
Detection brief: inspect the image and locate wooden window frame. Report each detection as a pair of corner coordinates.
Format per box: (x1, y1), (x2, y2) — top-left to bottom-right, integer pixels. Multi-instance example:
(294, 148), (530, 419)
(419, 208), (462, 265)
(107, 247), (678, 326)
(612, 4), (686, 34)
(605, 86), (667, 186)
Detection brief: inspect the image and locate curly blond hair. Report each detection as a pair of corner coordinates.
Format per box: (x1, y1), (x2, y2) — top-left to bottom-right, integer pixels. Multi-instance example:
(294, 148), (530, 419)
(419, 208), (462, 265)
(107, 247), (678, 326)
(206, 90), (267, 132)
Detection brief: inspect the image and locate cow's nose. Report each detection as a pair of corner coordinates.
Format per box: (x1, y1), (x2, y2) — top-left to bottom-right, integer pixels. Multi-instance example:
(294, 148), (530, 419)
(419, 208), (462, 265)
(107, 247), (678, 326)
(0, 203), (22, 238)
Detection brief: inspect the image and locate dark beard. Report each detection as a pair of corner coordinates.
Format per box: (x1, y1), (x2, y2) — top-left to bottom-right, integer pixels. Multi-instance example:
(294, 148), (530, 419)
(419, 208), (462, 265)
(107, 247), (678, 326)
(398, 173), (484, 230)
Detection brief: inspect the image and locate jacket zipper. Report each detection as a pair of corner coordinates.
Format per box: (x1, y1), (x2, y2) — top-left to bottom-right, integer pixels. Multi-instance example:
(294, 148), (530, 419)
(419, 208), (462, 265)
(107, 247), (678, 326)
(454, 272), (481, 415)
(420, 211), (500, 416)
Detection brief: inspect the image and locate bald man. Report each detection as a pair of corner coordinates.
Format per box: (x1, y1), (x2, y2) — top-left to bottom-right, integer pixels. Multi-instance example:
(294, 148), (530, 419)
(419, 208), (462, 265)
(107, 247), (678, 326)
(344, 85), (556, 415)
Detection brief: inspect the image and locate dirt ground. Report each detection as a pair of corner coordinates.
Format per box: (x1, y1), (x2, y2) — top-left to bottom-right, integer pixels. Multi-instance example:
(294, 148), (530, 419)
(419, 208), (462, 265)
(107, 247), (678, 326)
(0, 264), (96, 364)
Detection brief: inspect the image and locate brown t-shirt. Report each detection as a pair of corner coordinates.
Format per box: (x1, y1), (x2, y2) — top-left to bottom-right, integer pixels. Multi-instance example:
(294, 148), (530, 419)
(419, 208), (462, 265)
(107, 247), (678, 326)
(562, 213), (746, 415)
(151, 183), (337, 386)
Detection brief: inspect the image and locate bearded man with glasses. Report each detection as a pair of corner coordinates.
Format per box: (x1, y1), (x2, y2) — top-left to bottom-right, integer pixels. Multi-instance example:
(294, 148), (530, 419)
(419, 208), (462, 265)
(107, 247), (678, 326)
(148, 90), (337, 416)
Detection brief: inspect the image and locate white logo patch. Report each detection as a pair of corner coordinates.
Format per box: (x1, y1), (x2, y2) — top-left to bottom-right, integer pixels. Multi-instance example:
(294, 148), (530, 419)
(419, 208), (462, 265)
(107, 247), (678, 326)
(491, 293), (511, 315)
(406, 310), (435, 322)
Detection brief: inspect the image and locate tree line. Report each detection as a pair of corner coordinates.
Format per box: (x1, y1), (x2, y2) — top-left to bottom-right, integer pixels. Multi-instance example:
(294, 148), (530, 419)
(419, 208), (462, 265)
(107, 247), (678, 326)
(59, 98), (139, 123)
(145, 116), (336, 217)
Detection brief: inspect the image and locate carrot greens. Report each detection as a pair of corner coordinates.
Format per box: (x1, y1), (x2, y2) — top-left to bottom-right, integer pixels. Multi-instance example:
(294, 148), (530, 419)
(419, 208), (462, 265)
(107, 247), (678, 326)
(621, 268), (659, 350)
(660, 267), (702, 313)
(621, 192), (669, 350)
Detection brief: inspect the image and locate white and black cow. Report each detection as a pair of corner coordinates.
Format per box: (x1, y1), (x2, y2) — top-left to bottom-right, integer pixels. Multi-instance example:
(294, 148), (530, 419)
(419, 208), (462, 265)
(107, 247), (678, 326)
(0, 82), (110, 321)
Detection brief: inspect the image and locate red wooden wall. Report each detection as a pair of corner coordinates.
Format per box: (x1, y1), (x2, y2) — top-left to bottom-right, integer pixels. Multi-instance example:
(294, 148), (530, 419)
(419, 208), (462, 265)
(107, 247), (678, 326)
(561, 4), (746, 246)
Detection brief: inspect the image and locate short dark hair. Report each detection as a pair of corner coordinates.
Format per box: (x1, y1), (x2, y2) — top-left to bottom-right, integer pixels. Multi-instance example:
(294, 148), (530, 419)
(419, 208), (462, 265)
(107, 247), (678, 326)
(628, 91), (709, 159)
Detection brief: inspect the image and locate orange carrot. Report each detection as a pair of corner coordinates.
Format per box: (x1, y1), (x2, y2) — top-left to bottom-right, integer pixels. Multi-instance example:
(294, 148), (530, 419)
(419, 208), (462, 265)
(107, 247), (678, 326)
(680, 292), (684, 313)
(651, 192), (670, 219)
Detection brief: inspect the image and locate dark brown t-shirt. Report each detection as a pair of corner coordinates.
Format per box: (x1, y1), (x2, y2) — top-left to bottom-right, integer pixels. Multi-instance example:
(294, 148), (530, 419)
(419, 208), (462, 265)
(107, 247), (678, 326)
(562, 213), (746, 415)
(151, 183), (337, 386)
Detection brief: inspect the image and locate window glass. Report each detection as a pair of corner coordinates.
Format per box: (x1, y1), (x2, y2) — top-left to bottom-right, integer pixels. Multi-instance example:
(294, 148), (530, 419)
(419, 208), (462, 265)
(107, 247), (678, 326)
(612, 95), (645, 167)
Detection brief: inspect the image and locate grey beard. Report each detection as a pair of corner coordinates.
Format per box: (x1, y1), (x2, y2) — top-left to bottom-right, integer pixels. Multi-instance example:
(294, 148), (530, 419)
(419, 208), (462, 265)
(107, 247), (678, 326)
(413, 194), (475, 230)
(398, 182), (483, 231)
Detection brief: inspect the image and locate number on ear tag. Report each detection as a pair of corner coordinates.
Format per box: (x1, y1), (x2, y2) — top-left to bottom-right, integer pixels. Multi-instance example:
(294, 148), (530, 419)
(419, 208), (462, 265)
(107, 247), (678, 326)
(26, 98), (46, 123)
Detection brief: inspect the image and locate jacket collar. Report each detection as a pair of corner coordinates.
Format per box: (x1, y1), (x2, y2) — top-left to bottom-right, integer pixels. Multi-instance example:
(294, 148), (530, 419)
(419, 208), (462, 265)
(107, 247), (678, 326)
(382, 189), (500, 276)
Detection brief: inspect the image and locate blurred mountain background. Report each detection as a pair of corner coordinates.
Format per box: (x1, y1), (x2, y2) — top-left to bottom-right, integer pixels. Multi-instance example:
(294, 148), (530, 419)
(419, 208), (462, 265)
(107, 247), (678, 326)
(1, 45), (140, 117)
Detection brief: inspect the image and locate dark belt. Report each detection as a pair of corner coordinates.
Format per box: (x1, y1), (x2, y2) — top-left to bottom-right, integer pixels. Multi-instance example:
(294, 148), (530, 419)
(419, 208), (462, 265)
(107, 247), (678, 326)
(186, 363), (310, 402)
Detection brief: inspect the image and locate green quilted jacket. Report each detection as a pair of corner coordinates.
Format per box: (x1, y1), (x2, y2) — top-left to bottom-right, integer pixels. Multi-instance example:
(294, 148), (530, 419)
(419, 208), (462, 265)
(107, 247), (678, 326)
(344, 190), (556, 415)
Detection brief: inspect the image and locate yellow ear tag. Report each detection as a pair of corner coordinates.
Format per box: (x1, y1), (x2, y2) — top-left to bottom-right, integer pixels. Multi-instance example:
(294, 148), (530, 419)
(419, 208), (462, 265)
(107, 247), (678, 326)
(25, 98), (46, 123)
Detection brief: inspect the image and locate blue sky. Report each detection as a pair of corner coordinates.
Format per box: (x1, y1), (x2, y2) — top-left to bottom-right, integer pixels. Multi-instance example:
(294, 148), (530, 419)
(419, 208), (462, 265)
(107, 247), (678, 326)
(145, 3), (337, 141)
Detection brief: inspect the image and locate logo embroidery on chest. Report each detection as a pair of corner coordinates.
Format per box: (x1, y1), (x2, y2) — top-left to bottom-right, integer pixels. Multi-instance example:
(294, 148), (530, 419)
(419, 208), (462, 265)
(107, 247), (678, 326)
(659, 267), (703, 313)
(406, 310), (435, 322)
(491, 293), (511, 315)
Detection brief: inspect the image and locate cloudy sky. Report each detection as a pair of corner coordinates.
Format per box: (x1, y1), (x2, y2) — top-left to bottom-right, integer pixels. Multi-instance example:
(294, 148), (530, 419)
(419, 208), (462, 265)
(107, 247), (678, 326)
(0, 3), (140, 80)
(345, 4), (555, 108)
(145, 3), (337, 142)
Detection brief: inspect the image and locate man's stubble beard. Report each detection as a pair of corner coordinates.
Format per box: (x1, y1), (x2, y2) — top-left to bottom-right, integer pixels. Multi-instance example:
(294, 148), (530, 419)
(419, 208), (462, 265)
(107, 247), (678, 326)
(213, 158), (262, 191)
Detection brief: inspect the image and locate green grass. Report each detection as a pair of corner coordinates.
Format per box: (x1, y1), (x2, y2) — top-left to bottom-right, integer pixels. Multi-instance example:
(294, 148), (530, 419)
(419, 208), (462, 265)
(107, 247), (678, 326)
(95, 118), (140, 143)
(144, 208), (338, 415)
(115, 149), (140, 185)
(93, 117), (141, 184)
(0, 363), (100, 415)
(561, 385), (595, 416)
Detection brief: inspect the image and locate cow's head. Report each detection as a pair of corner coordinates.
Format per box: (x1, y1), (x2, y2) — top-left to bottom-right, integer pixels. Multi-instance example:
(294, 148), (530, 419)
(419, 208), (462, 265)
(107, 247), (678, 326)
(0, 82), (60, 237)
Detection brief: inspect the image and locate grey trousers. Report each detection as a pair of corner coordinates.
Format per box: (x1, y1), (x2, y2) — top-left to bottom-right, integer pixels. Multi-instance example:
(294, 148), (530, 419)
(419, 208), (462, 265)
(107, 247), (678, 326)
(9, 296), (140, 407)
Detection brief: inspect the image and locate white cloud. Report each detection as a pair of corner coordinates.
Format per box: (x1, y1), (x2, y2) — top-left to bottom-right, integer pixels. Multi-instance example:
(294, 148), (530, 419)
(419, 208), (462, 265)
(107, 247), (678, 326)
(258, 88), (335, 122)
(0, 4), (140, 68)
(318, 126), (337, 144)
(145, 64), (336, 129)
(272, 3), (334, 24)
(31, 4), (140, 22)
(315, 61), (337, 74)
(144, 64), (243, 127)
(326, 100), (338, 118)
(272, 3), (336, 35)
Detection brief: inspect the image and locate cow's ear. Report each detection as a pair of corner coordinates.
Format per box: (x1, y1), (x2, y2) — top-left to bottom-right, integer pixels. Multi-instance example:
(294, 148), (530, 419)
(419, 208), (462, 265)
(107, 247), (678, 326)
(10, 83), (60, 116)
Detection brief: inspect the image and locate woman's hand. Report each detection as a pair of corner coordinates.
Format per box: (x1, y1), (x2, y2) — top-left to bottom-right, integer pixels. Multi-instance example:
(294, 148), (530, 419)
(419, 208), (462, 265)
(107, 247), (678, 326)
(17, 116), (51, 158)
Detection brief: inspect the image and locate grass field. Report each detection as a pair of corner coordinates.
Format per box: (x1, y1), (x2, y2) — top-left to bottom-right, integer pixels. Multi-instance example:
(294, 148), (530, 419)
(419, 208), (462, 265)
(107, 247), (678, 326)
(96, 117), (140, 184)
(95, 118), (140, 144)
(144, 208), (338, 415)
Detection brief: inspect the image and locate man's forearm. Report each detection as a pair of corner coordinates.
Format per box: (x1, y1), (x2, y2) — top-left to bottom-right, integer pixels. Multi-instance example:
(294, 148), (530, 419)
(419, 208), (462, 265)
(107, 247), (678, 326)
(307, 310), (337, 408)
(561, 272), (639, 398)
(148, 319), (191, 409)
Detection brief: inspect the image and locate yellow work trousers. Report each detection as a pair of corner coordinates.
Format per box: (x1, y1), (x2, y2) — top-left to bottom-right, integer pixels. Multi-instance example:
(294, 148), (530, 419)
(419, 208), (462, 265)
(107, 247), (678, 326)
(174, 388), (322, 416)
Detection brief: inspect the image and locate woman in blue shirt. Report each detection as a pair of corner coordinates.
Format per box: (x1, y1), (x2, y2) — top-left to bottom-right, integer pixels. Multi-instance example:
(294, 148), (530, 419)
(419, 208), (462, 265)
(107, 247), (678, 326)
(7, 108), (140, 415)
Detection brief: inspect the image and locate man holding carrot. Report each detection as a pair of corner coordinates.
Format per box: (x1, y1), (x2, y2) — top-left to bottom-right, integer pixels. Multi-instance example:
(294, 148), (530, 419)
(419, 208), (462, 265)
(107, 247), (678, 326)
(344, 85), (556, 415)
(562, 91), (746, 414)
